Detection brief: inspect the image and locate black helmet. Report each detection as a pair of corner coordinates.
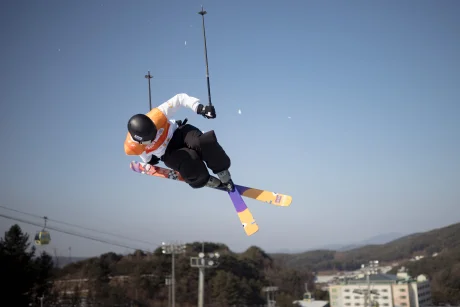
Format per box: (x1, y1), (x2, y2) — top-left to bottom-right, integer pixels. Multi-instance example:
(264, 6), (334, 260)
(127, 114), (157, 144)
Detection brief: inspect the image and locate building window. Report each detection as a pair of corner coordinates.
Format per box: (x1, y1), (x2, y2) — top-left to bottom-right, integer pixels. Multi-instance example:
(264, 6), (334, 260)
(345, 304), (351, 306)
(382, 296), (389, 299)
(355, 303), (360, 306)
(345, 289), (350, 292)
(345, 296), (351, 299)
(399, 288), (406, 292)
(401, 303), (407, 306)
(382, 289), (388, 292)
(400, 296), (407, 299)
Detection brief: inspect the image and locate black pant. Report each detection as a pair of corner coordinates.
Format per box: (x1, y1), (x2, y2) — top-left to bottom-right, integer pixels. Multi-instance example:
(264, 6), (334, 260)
(161, 124), (231, 188)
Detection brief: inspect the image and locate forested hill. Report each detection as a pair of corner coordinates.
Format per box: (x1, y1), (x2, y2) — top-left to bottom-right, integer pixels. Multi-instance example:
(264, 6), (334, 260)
(2, 226), (321, 307)
(270, 221), (460, 272)
(54, 242), (316, 306)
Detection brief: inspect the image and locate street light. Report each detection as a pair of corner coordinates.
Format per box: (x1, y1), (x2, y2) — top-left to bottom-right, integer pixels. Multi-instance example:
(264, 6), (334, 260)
(354, 260), (380, 307)
(262, 286), (279, 307)
(190, 247), (220, 307)
(161, 242), (186, 307)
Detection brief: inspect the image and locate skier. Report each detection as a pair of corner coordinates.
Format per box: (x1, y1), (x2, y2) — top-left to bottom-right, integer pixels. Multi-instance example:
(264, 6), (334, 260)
(124, 93), (234, 191)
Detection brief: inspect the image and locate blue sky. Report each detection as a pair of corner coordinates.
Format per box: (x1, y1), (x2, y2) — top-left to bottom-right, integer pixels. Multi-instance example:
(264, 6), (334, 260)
(1, 0), (459, 258)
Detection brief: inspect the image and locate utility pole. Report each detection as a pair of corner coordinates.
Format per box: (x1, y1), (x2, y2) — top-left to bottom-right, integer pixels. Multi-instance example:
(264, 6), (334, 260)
(39, 295), (44, 307)
(165, 275), (172, 307)
(190, 243), (220, 307)
(353, 260), (380, 307)
(144, 71), (153, 110)
(161, 242), (186, 307)
(53, 248), (59, 268)
(262, 286), (278, 307)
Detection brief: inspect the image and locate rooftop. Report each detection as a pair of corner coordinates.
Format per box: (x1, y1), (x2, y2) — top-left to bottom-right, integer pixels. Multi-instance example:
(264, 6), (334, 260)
(346, 273), (399, 285)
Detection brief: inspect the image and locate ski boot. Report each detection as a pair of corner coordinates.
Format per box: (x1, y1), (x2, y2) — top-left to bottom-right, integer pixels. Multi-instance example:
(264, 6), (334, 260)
(216, 170), (235, 192)
(205, 176), (222, 188)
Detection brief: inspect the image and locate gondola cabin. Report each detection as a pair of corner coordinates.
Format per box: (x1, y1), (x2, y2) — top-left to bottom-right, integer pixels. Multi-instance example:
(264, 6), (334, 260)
(35, 231), (51, 245)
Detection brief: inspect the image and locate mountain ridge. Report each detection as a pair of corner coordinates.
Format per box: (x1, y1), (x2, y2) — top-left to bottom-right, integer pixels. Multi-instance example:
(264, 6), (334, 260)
(269, 221), (460, 272)
(271, 232), (405, 254)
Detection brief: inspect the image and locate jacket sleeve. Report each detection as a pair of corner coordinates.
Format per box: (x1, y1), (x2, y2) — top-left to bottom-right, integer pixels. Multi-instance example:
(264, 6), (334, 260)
(156, 93), (201, 119)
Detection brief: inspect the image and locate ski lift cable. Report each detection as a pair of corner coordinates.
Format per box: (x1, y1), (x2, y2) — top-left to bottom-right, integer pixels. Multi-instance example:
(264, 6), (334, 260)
(0, 204), (157, 247)
(0, 213), (156, 254)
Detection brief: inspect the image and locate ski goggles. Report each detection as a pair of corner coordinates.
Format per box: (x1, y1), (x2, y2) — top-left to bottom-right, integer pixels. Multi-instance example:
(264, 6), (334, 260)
(130, 134), (154, 145)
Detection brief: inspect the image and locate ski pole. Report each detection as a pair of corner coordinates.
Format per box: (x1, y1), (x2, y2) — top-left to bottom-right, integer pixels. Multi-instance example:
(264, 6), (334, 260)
(198, 6), (213, 107)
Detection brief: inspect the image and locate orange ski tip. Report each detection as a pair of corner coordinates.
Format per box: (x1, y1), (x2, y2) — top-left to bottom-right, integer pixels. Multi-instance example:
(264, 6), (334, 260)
(244, 223), (259, 236)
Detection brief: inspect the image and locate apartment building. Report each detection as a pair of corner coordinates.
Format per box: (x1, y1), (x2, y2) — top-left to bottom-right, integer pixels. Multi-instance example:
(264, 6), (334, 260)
(328, 271), (432, 307)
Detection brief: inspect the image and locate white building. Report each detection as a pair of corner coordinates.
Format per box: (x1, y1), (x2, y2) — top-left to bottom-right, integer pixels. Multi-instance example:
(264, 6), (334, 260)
(328, 271), (432, 307)
(407, 273), (432, 307)
(293, 291), (330, 307)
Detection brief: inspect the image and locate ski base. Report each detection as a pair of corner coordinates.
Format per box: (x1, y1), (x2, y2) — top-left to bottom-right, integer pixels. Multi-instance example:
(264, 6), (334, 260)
(129, 161), (291, 207)
(228, 188), (259, 236)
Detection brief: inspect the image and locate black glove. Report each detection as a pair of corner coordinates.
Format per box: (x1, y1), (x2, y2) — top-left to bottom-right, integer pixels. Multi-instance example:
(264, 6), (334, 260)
(175, 118), (188, 127)
(147, 155), (160, 166)
(197, 104), (216, 119)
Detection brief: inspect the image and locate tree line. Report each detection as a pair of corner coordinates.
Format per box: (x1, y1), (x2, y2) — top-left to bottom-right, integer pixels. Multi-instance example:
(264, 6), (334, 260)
(6, 222), (458, 306)
(1, 224), (322, 307)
